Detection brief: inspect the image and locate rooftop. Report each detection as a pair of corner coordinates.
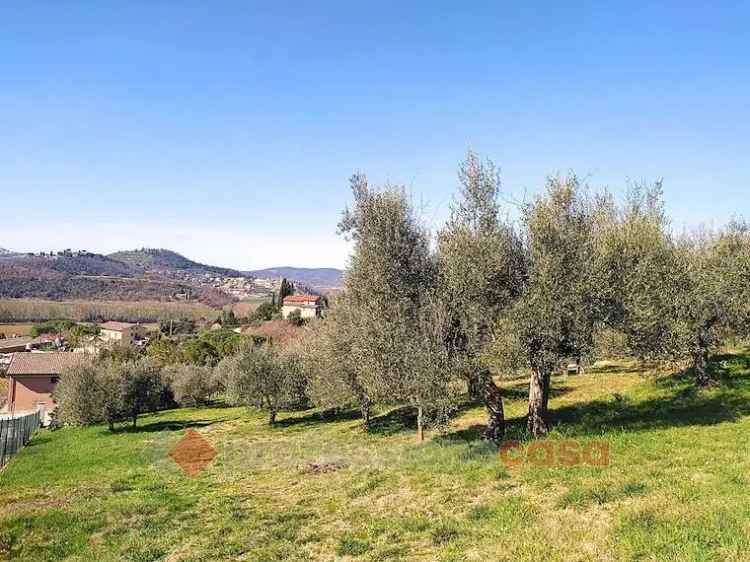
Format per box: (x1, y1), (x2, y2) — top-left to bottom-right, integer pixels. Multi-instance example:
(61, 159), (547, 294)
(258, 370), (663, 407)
(0, 336), (33, 350)
(0, 336), (55, 352)
(6, 352), (88, 376)
(99, 321), (138, 332)
(283, 295), (321, 304)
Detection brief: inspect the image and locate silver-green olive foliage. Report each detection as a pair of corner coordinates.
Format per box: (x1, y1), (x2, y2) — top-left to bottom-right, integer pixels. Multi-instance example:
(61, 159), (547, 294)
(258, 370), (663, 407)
(436, 151), (525, 440)
(490, 175), (609, 436)
(336, 174), (460, 434)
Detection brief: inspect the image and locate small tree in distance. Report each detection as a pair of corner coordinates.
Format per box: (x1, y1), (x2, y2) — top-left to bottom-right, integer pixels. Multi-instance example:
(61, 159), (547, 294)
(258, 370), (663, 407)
(55, 359), (165, 431)
(287, 309), (304, 326)
(164, 364), (216, 407)
(302, 294), (374, 428)
(217, 340), (306, 425)
(253, 302), (277, 322)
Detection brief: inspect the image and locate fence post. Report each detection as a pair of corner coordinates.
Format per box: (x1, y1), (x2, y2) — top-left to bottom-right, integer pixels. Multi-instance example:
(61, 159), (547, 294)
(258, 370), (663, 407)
(0, 419), (6, 467)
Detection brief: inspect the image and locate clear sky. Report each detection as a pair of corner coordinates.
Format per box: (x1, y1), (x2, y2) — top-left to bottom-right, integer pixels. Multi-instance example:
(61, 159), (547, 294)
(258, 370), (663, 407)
(1, 2), (748, 269)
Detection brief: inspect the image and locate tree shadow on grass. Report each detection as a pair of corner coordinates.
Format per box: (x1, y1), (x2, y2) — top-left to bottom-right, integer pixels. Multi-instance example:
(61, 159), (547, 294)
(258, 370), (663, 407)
(441, 351), (750, 443)
(552, 379), (750, 438)
(25, 434), (53, 448)
(274, 400), (483, 437)
(367, 407), (418, 436)
(586, 363), (637, 374)
(367, 400), (483, 437)
(116, 419), (224, 434)
(274, 408), (364, 430)
(501, 380), (576, 401)
(436, 424), (486, 443)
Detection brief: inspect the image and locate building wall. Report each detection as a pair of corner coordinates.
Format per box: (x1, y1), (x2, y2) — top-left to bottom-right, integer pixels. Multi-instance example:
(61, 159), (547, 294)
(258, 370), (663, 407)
(100, 326), (146, 344)
(7, 375), (57, 413)
(281, 304), (319, 319)
(100, 329), (124, 343)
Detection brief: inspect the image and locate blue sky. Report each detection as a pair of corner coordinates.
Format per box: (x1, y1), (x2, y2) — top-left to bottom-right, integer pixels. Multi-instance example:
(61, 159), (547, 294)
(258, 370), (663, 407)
(1, 2), (748, 269)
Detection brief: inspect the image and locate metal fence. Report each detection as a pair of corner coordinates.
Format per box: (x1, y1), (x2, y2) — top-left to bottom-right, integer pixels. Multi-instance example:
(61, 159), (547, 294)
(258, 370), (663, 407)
(0, 409), (43, 468)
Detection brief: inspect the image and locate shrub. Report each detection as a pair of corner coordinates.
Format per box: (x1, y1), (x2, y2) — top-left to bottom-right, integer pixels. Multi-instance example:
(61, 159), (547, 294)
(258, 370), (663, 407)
(30, 319), (76, 336)
(180, 338), (219, 366)
(287, 309), (304, 326)
(199, 329), (242, 358)
(216, 340), (307, 424)
(165, 364), (216, 406)
(252, 302), (277, 322)
(53, 361), (103, 426)
(55, 359), (166, 430)
(145, 337), (183, 367)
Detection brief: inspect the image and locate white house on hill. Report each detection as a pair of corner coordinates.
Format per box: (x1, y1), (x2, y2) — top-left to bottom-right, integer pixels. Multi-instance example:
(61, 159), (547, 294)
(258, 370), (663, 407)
(281, 295), (323, 319)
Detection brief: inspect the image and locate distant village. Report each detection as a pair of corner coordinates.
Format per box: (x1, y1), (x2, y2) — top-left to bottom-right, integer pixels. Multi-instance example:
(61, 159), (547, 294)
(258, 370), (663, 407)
(13, 248), (314, 301)
(0, 285), (325, 421)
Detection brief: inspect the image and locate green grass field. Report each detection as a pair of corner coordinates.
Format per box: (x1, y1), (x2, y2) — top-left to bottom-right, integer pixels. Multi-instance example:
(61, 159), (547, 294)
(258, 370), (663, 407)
(2, 351), (750, 561)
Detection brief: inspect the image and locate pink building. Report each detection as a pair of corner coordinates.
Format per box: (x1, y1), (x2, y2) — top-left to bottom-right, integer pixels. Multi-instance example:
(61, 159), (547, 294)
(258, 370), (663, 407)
(4, 353), (86, 418)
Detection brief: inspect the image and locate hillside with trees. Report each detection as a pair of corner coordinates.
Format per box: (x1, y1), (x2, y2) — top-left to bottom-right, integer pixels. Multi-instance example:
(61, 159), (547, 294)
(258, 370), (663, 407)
(248, 267), (344, 290)
(0, 252), (233, 306)
(109, 248), (249, 278)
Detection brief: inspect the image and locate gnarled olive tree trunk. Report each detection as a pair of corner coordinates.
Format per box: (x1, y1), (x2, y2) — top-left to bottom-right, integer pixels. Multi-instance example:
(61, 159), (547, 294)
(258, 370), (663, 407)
(477, 369), (505, 442)
(527, 367), (551, 437)
(693, 331), (712, 387)
(416, 405), (425, 442)
(693, 321), (718, 387)
(359, 395), (373, 431)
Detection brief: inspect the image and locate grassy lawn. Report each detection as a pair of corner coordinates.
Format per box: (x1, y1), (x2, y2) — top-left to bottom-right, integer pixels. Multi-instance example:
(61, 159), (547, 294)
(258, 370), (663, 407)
(2, 351), (750, 561)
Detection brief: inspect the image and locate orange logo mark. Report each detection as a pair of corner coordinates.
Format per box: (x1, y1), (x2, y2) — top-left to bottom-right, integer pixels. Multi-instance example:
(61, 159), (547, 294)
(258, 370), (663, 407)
(168, 429), (217, 477)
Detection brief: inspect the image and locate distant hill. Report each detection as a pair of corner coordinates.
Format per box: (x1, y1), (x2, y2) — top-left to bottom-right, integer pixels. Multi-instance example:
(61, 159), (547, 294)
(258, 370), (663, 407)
(248, 267), (344, 290)
(109, 248), (248, 278)
(0, 246), (342, 304)
(0, 252), (232, 306)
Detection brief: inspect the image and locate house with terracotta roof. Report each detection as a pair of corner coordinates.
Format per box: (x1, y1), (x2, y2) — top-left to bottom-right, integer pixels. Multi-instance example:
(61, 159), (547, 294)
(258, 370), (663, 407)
(3, 352), (87, 421)
(99, 321), (147, 345)
(281, 294), (323, 320)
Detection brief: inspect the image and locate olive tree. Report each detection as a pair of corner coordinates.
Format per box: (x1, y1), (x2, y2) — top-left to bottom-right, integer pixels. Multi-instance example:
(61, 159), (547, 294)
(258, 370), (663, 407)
(217, 340), (306, 424)
(597, 182), (684, 365)
(164, 364), (216, 406)
(335, 174), (437, 430)
(492, 175), (607, 436)
(436, 151), (525, 441)
(599, 183), (750, 386)
(301, 294), (374, 428)
(116, 360), (165, 428)
(54, 360), (102, 427)
(675, 221), (750, 385)
(399, 295), (461, 441)
(55, 359), (164, 430)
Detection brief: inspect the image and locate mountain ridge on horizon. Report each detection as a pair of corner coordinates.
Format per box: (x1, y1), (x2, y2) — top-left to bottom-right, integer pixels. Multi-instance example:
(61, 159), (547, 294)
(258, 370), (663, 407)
(247, 266), (343, 289)
(0, 247), (345, 296)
